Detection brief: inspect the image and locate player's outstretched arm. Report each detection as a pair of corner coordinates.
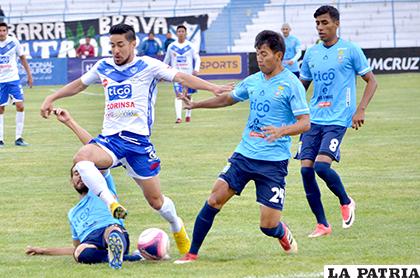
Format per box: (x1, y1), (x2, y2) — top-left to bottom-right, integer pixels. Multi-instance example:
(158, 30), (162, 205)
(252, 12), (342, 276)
(174, 72), (234, 96)
(262, 114), (310, 143)
(352, 71), (377, 130)
(25, 245), (75, 256)
(40, 78), (88, 119)
(53, 108), (93, 145)
(182, 93), (236, 110)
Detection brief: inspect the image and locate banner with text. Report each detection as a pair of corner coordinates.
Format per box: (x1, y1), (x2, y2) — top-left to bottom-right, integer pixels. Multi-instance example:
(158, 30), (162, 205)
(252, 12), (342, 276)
(18, 58), (68, 86)
(8, 15), (208, 59)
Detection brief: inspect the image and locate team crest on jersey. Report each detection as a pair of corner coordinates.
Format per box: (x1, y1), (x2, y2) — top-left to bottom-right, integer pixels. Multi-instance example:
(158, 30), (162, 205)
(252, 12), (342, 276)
(337, 48), (346, 64)
(102, 79), (108, 87)
(275, 85), (284, 97)
(130, 67), (138, 74)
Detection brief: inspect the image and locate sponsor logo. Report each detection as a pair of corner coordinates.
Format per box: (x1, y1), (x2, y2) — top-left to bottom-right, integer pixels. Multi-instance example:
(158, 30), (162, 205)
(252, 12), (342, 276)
(249, 131), (265, 138)
(106, 101), (135, 110)
(176, 56), (187, 63)
(324, 265), (419, 278)
(250, 99), (271, 118)
(368, 57), (420, 71)
(107, 84), (132, 101)
(314, 68), (336, 86)
(102, 79), (108, 87)
(105, 109), (139, 118)
(199, 55), (242, 75)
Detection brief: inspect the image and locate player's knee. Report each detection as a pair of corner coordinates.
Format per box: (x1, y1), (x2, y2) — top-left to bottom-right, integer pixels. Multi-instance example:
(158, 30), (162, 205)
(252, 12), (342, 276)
(0, 106), (4, 113)
(74, 244), (96, 263)
(207, 195), (223, 209)
(15, 103), (24, 111)
(148, 196), (164, 210)
(314, 161), (331, 178)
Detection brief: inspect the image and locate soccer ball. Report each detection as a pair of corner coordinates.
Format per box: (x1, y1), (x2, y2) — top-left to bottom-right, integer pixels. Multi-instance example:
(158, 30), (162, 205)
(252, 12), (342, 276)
(137, 228), (170, 260)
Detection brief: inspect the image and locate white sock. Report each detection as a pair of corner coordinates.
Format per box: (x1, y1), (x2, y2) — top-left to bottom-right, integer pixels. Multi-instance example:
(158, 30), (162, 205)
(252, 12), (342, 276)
(185, 109), (192, 118)
(158, 196), (182, 232)
(75, 161), (116, 206)
(16, 111), (25, 140)
(175, 98), (182, 119)
(0, 114), (4, 141)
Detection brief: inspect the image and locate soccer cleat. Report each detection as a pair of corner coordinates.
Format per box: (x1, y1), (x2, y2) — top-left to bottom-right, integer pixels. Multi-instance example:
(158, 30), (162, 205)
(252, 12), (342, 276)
(175, 118), (182, 124)
(341, 197), (356, 229)
(108, 232), (124, 269)
(278, 223), (298, 254)
(110, 202), (128, 219)
(174, 253), (198, 264)
(185, 116), (191, 123)
(0, 140), (4, 147)
(173, 217), (191, 255)
(15, 138), (29, 146)
(308, 224), (332, 238)
(123, 249), (144, 262)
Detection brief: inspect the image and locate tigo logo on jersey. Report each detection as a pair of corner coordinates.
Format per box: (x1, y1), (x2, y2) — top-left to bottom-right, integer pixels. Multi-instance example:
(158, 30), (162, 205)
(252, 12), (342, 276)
(107, 84), (132, 101)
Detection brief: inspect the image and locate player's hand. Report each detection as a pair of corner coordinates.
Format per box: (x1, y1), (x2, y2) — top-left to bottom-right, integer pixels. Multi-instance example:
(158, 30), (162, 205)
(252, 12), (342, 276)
(179, 94), (194, 109)
(287, 60), (294, 65)
(40, 97), (54, 119)
(27, 75), (33, 88)
(25, 246), (43, 255)
(53, 108), (72, 124)
(212, 82), (235, 96)
(261, 126), (285, 143)
(352, 109), (365, 130)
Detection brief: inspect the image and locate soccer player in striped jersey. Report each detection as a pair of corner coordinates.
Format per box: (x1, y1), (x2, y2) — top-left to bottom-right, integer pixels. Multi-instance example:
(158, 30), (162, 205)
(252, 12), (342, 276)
(0, 22), (32, 147)
(40, 24), (232, 258)
(164, 25), (201, 123)
(297, 5), (377, 238)
(175, 30), (310, 264)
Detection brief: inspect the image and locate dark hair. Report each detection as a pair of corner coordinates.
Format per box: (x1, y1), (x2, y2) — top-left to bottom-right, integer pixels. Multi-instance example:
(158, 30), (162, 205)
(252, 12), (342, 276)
(254, 30), (285, 54)
(176, 25), (187, 31)
(0, 22), (8, 28)
(109, 24), (136, 42)
(314, 5), (340, 21)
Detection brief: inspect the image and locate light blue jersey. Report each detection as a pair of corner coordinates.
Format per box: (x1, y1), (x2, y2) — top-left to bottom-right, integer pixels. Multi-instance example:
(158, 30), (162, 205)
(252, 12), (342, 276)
(231, 68), (309, 161)
(68, 171), (123, 242)
(282, 35), (302, 73)
(300, 38), (371, 127)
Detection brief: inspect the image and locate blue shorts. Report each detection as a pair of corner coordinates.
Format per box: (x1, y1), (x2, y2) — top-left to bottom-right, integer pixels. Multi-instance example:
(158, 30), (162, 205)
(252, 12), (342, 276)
(219, 152), (288, 210)
(295, 123), (347, 162)
(82, 225), (130, 254)
(90, 131), (161, 179)
(0, 80), (23, 106)
(173, 82), (196, 96)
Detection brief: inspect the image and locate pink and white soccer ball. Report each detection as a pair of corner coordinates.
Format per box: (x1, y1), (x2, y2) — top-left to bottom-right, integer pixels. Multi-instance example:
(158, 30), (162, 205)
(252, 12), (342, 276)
(137, 228), (170, 260)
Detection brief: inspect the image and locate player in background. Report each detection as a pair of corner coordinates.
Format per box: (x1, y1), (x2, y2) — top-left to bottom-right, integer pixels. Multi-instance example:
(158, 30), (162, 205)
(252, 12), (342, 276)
(297, 5), (377, 238)
(40, 24), (233, 257)
(0, 22), (32, 147)
(164, 25), (201, 123)
(281, 23), (302, 77)
(26, 108), (142, 269)
(175, 30), (310, 264)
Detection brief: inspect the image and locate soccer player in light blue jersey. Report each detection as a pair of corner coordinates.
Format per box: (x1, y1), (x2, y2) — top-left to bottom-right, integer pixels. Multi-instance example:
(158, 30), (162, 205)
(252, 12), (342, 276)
(26, 108), (141, 269)
(40, 24), (232, 261)
(297, 5), (377, 238)
(281, 23), (302, 77)
(174, 30), (310, 264)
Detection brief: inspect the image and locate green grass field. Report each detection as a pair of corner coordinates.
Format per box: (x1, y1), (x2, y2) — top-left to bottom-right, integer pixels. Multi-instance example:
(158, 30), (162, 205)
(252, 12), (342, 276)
(0, 73), (419, 277)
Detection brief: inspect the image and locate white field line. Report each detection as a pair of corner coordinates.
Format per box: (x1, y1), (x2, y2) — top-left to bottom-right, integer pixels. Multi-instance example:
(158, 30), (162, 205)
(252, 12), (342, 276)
(48, 89), (102, 96)
(243, 272), (323, 278)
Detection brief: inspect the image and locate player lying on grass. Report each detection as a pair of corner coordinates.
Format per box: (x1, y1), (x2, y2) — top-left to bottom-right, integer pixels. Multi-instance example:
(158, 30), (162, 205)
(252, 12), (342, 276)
(175, 30), (310, 264)
(26, 108), (141, 269)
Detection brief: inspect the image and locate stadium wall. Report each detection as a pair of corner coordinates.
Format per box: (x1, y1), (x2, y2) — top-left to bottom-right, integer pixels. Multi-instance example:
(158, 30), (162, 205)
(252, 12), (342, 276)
(248, 47), (420, 75)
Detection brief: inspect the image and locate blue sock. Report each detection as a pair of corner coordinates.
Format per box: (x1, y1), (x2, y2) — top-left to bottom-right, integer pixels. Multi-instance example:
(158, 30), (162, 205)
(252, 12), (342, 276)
(77, 248), (108, 264)
(260, 222), (285, 238)
(314, 162), (351, 205)
(301, 167), (329, 227)
(189, 202), (220, 255)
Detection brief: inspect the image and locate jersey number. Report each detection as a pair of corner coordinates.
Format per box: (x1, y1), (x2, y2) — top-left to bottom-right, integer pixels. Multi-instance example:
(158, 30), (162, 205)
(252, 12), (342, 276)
(329, 138), (340, 152)
(269, 187), (285, 204)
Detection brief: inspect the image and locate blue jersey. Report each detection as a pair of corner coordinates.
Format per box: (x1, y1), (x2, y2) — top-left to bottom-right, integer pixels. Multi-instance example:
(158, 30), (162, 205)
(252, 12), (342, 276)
(231, 69), (309, 161)
(282, 35), (301, 72)
(68, 171), (123, 242)
(300, 38), (371, 127)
